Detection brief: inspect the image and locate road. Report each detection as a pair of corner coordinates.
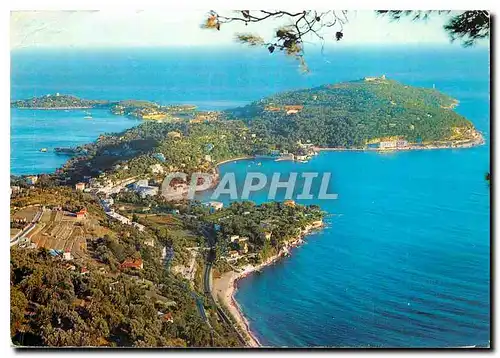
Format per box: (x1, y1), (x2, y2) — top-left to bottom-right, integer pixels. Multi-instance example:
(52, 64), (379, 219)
(10, 208), (43, 247)
(199, 224), (248, 347)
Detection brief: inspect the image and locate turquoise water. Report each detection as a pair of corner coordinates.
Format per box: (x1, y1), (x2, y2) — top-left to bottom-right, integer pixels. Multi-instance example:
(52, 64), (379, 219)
(207, 145), (490, 347)
(11, 46), (490, 347)
(10, 108), (140, 175)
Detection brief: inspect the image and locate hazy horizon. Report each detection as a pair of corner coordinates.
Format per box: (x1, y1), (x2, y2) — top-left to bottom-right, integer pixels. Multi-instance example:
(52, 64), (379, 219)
(11, 10), (490, 50)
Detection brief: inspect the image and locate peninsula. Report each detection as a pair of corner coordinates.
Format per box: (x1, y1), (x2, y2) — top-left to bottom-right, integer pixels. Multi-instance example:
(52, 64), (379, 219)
(11, 77), (485, 347)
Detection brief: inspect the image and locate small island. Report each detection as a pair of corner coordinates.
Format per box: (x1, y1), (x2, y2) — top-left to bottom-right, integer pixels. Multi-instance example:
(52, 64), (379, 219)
(11, 93), (111, 109)
(12, 94), (200, 121)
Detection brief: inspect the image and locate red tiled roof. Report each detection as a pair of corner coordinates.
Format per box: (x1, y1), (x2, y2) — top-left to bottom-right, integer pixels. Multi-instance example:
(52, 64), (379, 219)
(120, 258), (143, 270)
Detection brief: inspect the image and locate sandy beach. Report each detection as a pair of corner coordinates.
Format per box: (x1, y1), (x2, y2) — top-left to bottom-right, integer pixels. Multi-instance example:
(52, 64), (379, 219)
(212, 269), (262, 347)
(211, 221), (324, 347)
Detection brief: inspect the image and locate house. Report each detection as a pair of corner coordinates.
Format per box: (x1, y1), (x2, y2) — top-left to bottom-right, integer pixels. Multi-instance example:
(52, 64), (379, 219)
(153, 153), (166, 162)
(137, 186), (158, 198)
(26, 176), (38, 185)
(263, 231), (272, 241)
(229, 235), (240, 243)
(364, 74), (386, 82)
(206, 201), (224, 211)
(132, 222), (145, 232)
(102, 198), (114, 211)
(63, 249), (73, 261)
(284, 200), (296, 207)
(144, 238), (155, 247)
(284, 105), (303, 114)
(65, 264), (76, 271)
(396, 140), (408, 148)
(120, 258), (144, 270)
(162, 312), (174, 323)
(80, 267), (89, 275)
(135, 179), (149, 187)
(204, 154), (212, 162)
(150, 164), (164, 174)
(379, 141), (397, 149)
(75, 182), (86, 191)
(75, 208), (87, 220)
(264, 105), (281, 112)
(228, 250), (240, 259)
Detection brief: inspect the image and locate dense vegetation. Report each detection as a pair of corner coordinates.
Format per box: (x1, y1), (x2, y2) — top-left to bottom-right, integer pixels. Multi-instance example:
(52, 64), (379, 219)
(228, 77), (474, 146)
(50, 78), (478, 185)
(10, 183), (323, 347)
(204, 201), (324, 265)
(11, 94), (197, 121)
(10, 186), (247, 347)
(11, 94), (111, 109)
(10, 247), (237, 347)
(12, 78), (472, 347)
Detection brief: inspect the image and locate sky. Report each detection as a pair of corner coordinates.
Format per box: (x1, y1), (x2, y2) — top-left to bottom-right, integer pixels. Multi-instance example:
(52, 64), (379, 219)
(10, 10), (485, 49)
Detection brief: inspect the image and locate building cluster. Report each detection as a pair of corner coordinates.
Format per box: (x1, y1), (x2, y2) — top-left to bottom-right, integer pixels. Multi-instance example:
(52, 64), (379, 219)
(294, 141), (318, 162)
(105, 210), (145, 231)
(364, 74), (387, 82)
(120, 258), (144, 270)
(368, 139), (409, 149)
(227, 235), (250, 262)
(26, 175), (38, 185)
(264, 104), (304, 115)
(204, 201), (224, 212)
(150, 164), (165, 175)
(129, 179), (159, 198)
(190, 111), (220, 123)
(75, 208), (88, 220)
(153, 153), (166, 162)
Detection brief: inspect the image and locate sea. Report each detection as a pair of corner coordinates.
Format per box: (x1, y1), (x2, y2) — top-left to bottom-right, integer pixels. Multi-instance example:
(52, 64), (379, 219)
(11, 45), (490, 347)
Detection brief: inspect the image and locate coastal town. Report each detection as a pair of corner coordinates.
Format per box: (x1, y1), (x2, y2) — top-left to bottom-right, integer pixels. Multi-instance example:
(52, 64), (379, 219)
(10, 157), (325, 347)
(10, 76), (486, 348)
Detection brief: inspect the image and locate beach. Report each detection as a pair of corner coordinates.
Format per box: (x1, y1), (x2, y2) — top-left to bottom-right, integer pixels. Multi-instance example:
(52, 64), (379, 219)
(211, 222), (324, 347)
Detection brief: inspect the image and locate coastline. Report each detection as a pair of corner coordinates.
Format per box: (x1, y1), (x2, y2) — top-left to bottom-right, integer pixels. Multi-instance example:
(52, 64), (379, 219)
(212, 221), (324, 347)
(12, 106), (96, 110)
(314, 132), (485, 153)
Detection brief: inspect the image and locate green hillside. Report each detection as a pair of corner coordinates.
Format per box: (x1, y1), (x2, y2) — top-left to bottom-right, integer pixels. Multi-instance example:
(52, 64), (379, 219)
(227, 76), (474, 146)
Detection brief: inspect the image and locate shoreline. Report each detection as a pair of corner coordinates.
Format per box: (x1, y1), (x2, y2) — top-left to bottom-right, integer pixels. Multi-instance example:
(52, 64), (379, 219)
(12, 106), (96, 110)
(212, 221), (324, 347)
(314, 132), (485, 153)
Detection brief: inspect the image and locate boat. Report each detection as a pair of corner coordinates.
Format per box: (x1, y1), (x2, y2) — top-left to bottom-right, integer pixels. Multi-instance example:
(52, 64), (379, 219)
(40, 148), (47, 152)
(84, 115), (93, 119)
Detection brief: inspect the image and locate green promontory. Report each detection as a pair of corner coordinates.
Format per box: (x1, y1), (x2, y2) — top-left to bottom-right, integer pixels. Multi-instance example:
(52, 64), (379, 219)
(227, 76), (475, 146)
(11, 94), (111, 109)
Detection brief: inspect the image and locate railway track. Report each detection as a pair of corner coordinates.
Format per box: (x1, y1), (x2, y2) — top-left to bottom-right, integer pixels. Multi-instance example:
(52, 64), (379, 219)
(199, 225), (248, 347)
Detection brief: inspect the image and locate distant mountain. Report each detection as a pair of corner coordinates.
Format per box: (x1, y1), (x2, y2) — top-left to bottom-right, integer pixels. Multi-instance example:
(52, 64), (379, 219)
(226, 76), (475, 146)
